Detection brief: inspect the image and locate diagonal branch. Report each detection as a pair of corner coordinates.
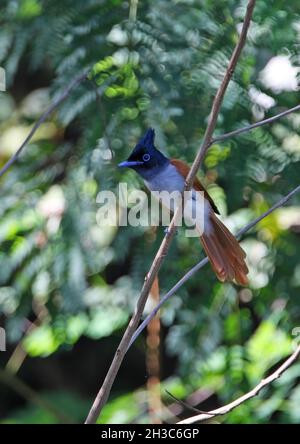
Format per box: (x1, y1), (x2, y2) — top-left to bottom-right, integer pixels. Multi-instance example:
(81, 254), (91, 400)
(128, 183), (300, 348)
(211, 103), (300, 145)
(0, 69), (89, 179)
(84, 0), (256, 424)
(177, 344), (300, 424)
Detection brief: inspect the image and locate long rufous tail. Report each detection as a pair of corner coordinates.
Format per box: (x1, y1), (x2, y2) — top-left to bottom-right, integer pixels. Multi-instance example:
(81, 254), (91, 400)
(200, 211), (249, 285)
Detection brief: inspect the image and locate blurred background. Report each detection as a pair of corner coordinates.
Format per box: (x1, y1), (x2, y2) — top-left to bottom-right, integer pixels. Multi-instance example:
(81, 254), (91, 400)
(0, 0), (300, 424)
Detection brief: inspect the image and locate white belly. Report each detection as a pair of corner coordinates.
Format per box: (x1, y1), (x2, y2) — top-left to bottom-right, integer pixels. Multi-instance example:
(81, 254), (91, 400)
(144, 163), (209, 235)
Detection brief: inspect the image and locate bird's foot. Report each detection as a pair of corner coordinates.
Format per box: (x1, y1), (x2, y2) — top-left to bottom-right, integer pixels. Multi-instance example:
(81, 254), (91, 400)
(164, 227), (178, 235)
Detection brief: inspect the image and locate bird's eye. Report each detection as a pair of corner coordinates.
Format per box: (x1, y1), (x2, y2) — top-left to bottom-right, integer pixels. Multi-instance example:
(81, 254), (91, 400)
(142, 153), (151, 162)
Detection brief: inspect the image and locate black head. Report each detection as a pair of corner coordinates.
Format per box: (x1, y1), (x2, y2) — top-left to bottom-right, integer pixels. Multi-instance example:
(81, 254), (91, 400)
(118, 128), (169, 179)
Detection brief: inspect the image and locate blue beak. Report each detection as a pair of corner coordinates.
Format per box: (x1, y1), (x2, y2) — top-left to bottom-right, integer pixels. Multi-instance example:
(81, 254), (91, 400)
(118, 160), (144, 168)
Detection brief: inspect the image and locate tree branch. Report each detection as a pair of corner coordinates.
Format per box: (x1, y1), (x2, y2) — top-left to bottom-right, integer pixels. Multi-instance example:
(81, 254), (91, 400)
(211, 103), (300, 145)
(128, 183), (300, 348)
(0, 69), (89, 179)
(84, 0), (256, 424)
(177, 344), (300, 424)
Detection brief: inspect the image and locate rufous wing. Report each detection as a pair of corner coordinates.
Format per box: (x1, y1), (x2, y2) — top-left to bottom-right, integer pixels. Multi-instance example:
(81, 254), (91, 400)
(170, 159), (219, 214)
(170, 158), (248, 285)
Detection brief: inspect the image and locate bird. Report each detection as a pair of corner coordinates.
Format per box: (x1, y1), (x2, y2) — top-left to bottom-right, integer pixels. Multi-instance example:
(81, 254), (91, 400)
(118, 128), (248, 285)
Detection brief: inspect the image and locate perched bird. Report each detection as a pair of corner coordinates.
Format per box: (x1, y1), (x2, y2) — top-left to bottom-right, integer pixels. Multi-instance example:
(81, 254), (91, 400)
(119, 128), (248, 285)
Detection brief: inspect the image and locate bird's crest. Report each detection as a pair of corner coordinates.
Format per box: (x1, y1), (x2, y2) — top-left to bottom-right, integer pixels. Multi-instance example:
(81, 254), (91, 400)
(138, 128), (155, 149)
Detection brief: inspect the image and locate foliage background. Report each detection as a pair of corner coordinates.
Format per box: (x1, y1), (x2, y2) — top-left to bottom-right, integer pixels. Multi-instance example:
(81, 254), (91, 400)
(0, 0), (300, 424)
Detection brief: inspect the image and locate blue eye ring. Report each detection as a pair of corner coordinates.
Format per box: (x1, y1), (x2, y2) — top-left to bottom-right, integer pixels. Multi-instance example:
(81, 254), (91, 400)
(142, 153), (151, 162)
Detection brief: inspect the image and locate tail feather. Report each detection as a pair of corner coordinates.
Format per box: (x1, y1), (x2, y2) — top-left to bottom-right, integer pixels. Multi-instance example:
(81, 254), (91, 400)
(200, 211), (248, 285)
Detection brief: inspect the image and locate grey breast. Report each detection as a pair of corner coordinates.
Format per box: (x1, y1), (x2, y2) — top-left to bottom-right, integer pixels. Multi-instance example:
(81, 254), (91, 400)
(144, 163), (185, 193)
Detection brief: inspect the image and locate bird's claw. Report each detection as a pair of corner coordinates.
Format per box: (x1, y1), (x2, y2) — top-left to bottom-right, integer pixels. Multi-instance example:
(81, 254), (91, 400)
(164, 227), (178, 235)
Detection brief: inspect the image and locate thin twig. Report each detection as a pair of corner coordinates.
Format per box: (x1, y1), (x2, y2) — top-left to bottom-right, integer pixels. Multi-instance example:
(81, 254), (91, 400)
(129, 183), (300, 348)
(84, 0), (256, 424)
(0, 69), (89, 179)
(165, 390), (214, 415)
(166, 387), (214, 419)
(177, 344), (300, 424)
(211, 103), (300, 145)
